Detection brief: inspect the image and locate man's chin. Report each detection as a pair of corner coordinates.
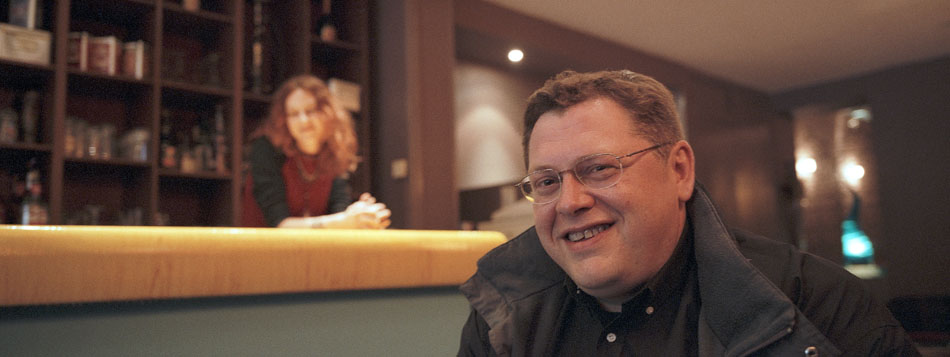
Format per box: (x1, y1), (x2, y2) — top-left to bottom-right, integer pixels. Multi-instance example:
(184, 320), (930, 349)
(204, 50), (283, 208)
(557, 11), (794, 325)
(569, 267), (618, 295)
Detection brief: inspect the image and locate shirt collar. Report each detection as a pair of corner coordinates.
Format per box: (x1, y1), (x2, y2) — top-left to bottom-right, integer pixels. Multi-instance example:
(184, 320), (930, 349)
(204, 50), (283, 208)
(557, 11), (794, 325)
(564, 217), (694, 314)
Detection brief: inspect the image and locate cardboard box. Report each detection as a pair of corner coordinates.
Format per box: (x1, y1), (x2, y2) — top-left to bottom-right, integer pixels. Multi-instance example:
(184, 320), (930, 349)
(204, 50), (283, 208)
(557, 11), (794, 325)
(88, 36), (121, 75)
(328, 78), (361, 112)
(0, 23), (51, 66)
(122, 40), (148, 79)
(67, 31), (89, 71)
(8, 0), (42, 29)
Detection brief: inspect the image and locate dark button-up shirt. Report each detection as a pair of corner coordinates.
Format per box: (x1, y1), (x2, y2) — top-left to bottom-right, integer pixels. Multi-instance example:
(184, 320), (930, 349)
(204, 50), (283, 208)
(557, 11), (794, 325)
(555, 220), (700, 356)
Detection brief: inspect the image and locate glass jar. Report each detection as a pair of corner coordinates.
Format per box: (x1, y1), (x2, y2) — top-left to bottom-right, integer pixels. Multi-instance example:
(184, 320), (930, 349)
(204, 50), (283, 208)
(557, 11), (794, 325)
(0, 107), (18, 143)
(120, 128), (149, 162)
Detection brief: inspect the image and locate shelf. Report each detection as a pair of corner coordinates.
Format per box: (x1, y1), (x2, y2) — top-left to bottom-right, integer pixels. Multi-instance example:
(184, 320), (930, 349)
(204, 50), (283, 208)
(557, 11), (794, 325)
(67, 70), (153, 90)
(71, 0), (156, 27)
(162, 81), (232, 98)
(0, 0), (372, 226)
(158, 168), (231, 181)
(312, 38), (361, 53)
(66, 76), (153, 135)
(242, 91), (271, 104)
(0, 60), (54, 79)
(158, 176), (231, 226)
(64, 157), (150, 168)
(162, 3), (233, 26)
(0, 142), (52, 154)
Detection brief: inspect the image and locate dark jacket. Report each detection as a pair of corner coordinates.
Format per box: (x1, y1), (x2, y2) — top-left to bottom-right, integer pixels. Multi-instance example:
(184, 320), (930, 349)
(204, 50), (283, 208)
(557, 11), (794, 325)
(459, 186), (917, 356)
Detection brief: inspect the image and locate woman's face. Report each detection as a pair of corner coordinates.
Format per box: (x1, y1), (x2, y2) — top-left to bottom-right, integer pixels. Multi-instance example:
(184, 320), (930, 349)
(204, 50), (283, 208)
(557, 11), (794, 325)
(285, 88), (327, 155)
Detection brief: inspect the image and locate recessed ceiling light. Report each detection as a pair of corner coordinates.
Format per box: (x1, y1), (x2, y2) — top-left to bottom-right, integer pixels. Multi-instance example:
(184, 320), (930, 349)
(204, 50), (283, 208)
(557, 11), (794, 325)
(507, 49), (524, 63)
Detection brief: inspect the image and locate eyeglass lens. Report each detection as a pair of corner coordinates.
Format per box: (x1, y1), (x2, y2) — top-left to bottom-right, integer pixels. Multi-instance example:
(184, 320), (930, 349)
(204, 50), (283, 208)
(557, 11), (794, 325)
(520, 154), (623, 204)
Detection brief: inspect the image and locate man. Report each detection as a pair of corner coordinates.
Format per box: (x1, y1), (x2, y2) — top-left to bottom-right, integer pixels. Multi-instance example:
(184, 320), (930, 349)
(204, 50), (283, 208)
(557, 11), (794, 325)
(458, 70), (918, 356)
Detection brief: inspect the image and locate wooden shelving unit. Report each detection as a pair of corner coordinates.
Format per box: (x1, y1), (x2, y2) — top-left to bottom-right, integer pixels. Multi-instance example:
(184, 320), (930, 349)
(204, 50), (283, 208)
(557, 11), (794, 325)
(0, 0), (372, 226)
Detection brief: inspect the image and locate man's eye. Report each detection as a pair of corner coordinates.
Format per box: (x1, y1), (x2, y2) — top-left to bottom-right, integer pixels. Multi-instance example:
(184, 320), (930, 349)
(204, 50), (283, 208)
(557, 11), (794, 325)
(581, 162), (619, 181)
(580, 163), (611, 175)
(536, 177), (557, 188)
(591, 164), (610, 172)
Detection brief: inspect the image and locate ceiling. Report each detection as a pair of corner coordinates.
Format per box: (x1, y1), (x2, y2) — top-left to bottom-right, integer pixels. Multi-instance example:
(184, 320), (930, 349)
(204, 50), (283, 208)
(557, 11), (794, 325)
(480, 0), (950, 94)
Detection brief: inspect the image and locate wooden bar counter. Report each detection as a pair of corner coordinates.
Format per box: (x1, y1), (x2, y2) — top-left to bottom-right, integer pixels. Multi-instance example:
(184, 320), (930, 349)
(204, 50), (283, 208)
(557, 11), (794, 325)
(0, 225), (507, 306)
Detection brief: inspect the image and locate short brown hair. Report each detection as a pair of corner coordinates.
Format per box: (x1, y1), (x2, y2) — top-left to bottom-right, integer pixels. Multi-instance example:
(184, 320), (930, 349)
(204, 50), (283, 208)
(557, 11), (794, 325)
(523, 70), (683, 166)
(251, 75), (359, 177)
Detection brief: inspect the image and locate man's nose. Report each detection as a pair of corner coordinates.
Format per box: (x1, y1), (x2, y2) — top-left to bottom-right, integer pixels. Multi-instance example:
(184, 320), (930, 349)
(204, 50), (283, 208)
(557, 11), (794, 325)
(556, 172), (594, 215)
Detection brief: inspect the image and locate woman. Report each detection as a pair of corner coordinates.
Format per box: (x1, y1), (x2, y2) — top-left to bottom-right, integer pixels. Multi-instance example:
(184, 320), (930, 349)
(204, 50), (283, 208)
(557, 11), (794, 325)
(242, 75), (390, 229)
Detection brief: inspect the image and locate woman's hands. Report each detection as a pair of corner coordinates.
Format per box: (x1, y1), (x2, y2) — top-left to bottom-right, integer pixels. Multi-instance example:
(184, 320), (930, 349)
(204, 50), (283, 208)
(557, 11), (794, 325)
(339, 193), (392, 229)
(278, 193), (391, 229)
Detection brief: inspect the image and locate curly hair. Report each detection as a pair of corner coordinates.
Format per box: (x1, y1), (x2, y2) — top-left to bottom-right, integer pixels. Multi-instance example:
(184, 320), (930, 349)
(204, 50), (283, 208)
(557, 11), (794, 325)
(251, 75), (359, 177)
(523, 70), (683, 166)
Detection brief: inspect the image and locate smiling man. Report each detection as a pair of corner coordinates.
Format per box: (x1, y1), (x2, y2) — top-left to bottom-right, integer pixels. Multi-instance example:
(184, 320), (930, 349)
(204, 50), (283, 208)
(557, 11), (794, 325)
(458, 70), (918, 356)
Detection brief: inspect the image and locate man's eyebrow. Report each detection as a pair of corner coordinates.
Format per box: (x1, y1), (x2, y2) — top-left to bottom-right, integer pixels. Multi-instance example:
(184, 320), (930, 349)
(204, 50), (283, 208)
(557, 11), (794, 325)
(526, 154), (591, 173)
(526, 163), (552, 172)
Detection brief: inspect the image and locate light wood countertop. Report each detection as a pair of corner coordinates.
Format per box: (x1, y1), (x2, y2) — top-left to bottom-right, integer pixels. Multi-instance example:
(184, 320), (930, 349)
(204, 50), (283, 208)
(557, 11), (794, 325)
(0, 225), (507, 306)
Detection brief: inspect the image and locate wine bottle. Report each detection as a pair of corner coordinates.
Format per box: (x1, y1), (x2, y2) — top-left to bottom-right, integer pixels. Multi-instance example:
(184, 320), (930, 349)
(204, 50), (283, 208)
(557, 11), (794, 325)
(21, 158), (48, 225)
(160, 110), (177, 168)
(317, 1), (337, 42)
(0, 107), (17, 143)
(21, 91), (39, 143)
(213, 104), (228, 173)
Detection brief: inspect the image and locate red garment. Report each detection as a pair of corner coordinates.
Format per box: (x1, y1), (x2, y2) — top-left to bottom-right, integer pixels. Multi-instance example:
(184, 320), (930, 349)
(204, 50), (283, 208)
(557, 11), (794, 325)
(241, 158), (334, 227)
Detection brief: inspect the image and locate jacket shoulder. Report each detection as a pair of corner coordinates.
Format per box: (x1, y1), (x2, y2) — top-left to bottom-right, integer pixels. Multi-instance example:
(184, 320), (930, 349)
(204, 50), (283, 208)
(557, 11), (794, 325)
(732, 229), (914, 355)
(464, 227), (565, 302)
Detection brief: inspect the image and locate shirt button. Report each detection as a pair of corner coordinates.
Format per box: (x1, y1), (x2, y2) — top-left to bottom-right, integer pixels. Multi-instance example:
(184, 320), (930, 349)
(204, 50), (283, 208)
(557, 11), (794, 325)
(605, 333), (617, 343)
(645, 306), (655, 315)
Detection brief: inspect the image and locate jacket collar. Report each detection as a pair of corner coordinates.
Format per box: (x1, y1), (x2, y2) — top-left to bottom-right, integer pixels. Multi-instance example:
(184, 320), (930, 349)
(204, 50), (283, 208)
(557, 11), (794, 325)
(688, 184), (799, 354)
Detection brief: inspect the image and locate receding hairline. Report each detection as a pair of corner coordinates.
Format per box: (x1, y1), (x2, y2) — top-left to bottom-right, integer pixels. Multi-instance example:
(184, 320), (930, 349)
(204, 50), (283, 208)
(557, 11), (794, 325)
(524, 96), (658, 169)
(522, 70), (683, 168)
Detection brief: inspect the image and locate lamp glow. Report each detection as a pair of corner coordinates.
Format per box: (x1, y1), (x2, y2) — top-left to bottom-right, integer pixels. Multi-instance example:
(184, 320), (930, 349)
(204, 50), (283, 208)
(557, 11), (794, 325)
(507, 49), (524, 63)
(795, 157), (817, 178)
(841, 162), (865, 186)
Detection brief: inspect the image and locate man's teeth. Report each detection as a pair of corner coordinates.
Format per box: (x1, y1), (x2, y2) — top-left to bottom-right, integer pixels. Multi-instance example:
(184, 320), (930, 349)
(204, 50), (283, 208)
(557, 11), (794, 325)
(567, 225), (608, 242)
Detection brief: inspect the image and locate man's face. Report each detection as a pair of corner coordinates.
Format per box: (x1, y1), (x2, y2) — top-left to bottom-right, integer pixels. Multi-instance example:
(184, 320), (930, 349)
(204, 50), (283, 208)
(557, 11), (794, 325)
(528, 97), (694, 308)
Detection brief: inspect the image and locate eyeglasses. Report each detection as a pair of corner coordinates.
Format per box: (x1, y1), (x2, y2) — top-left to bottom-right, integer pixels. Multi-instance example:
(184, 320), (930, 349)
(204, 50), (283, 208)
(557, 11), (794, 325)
(516, 143), (670, 204)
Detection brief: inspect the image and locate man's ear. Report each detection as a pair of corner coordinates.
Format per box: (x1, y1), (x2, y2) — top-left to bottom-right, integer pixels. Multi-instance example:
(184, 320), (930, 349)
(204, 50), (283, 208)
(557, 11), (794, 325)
(669, 141), (695, 201)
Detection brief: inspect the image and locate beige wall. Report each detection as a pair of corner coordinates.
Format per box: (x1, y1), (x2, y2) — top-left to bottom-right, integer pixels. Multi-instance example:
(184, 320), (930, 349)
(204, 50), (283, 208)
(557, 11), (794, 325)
(454, 1), (793, 243)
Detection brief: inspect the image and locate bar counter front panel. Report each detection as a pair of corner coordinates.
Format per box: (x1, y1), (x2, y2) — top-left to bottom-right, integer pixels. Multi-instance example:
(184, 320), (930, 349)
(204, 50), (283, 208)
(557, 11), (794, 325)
(0, 225), (507, 356)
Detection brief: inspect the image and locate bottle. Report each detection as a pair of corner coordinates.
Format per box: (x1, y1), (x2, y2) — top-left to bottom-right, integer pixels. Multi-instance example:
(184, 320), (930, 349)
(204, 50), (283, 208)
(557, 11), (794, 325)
(64, 117), (77, 156)
(191, 124), (212, 171)
(99, 123), (115, 159)
(249, 0), (265, 94)
(72, 118), (87, 158)
(213, 104), (228, 173)
(317, 1), (337, 42)
(160, 110), (177, 168)
(0, 107), (17, 143)
(24, 158), (39, 193)
(179, 128), (198, 173)
(21, 91), (39, 143)
(200, 130), (214, 172)
(21, 158), (48, 225)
